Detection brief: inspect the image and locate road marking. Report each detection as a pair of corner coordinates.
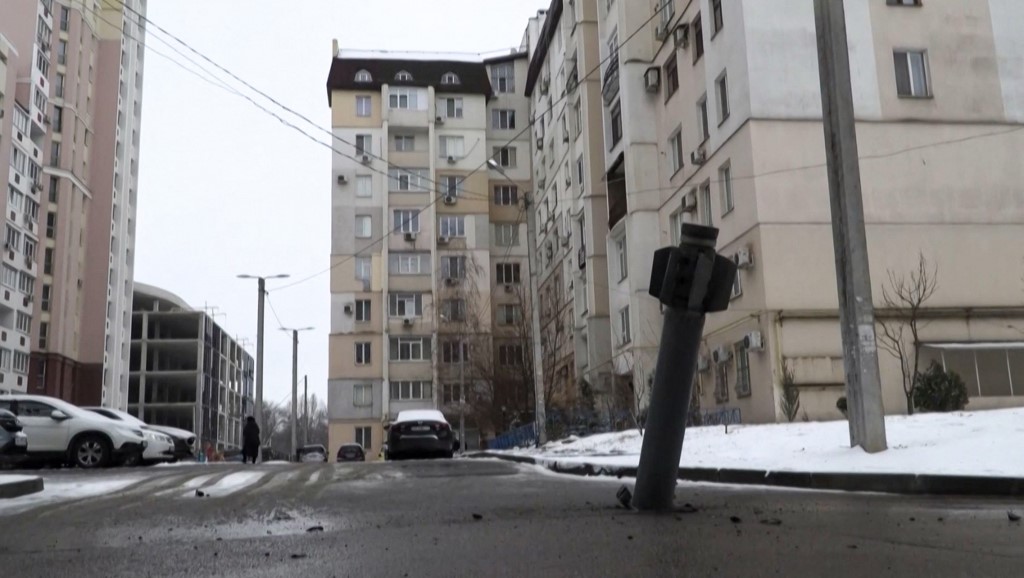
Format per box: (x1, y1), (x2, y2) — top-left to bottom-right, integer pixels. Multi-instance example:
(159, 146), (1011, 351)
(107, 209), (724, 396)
(181, 471), (265, 498)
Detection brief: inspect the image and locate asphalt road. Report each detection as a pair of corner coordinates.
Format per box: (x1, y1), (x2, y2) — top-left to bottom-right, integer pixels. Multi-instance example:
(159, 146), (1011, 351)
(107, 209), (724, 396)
(0, 459), (1021, 577)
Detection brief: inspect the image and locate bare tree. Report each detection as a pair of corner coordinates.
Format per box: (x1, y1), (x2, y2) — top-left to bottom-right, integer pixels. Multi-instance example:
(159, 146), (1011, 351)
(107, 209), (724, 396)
(877, 252), (939, 415)
(778, 360), (800, 423)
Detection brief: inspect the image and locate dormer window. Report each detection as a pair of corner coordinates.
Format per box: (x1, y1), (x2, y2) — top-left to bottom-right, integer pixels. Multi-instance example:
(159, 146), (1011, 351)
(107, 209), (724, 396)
(441, 72), (460, 85)
(355, 69), (372, 83)
(395, 70), (413, 82)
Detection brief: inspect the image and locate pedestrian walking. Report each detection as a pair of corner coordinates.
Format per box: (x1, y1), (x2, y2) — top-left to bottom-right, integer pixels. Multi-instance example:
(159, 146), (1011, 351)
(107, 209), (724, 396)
(242, 416), (261, 464)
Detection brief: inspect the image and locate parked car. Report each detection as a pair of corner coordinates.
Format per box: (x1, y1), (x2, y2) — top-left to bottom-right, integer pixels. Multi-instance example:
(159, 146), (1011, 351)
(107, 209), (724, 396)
(336, 443), (366, 462)
(0, 409), (28, 463)
(0, 395), (147, 469)
(82, 407), (176, 466)
(297, 444), (328, 462)
(387, 410), (455, 461)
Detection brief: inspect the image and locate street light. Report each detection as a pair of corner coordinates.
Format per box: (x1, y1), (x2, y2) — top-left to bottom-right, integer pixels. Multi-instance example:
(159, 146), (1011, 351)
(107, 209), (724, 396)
(237, 273), (289, 461)
(487, 159), (547, 445)
(280, 326), (314, 461)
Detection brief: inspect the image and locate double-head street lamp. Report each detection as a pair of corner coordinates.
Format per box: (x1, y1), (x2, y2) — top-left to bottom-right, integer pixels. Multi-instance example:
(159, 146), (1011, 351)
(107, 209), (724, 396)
(280, 326), (314, 461)
(237, 273), (289, 460)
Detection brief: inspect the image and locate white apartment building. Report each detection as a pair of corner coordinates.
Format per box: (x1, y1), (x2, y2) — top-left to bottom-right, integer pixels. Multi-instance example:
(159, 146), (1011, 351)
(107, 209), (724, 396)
(599, 0), (1024, 423)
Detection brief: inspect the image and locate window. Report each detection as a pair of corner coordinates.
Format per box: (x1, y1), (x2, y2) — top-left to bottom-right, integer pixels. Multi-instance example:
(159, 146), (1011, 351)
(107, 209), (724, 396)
(441, 298), (466, 322)
(693, 15), (704, 62)
(716, 72), (730, 124)
(355, 215), (371, 238)
(355, 134), (372, 156)
(669, 129), (683, 174)
(697, 95), (710, 142)
(606, 28), (619, 63)
(577, 156), (585, 189)
(619, 306), (632, 345)
(573, 100), (583, 137)
(389, 88), (419, 110)
(388, 337), (431, 361)
(438, 97), (463, 118)
(52, 106), (63, 132)
(492, 109), (516, 130)
(496, 263), (521, 285)
(393, 210), (419, 234)
(390, 380), (432, 400)
(18, 272), (34, 295)
(57, 40), (66, 65)
(49, 177), (59, 203)
(16, 312), (31, 334)
(393, 135), (415, 152)
(390, 253), (428, 275)
(388, 168), (430, 192)
(711, 0), (724, 35)
(355, 426), (372, 448)
(55, 73), (64, 98)
(5, 226), (21, 252)
(8, 187), (22, 212)
(23, 238), (36, 262)
(2, 265), (17, 289)
(438, 136), (464, 159)
(353, 385), (372, 407)
(894, 50), (930, 98)
(659, 0), (675, 25)
(495, 223), (519, 247)
(43, 246), (53, 274)
(439, 215), (466, 237)
(354, 299), (371, 322)
(609, 102), (622, 146)
(0, 349), (9, 371)
(664, 55), (679, 100)
(715, 363), (730, 402)
(355, 257), (372, 281)
(719, 163), (734, 215)
(497, 304), (522, 326)
(355, 342), (371, 365)
(356, 95), (372, 117)
(389, 293), (423, 317)
(10, 148), (27, 176)
(491, 64), (515, 93)
(734, 341), (750, 397)
(442, 340), (468, 364)
(442, 383), (463, 405)
(441, 256), (466, 280)
(354, 69), (372, 82)
(699, 181), (713, 226)
(51, 142), (61, 166)
(38, 322), (47, 349)
(441, 72), (460, 85)
(60, 6), (69, 31)
(356, 175), (372, 198)
(498, 344), (524, 366)
(41, 284), (51, 310)
(731, 263), (743, 298)
(670, 211), (683, 246)
(615, 237), (628, 280)
(887, 0), (922, 5)
(439, 176), (463, 197)
(492, 147), (517, 168)
(494, 185), (519, 206)
(395, 70), (413, 82)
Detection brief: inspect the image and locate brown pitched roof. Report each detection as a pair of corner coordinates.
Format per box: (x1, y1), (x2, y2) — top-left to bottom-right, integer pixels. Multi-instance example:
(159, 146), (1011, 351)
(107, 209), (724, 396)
(326, 58), (492, 105)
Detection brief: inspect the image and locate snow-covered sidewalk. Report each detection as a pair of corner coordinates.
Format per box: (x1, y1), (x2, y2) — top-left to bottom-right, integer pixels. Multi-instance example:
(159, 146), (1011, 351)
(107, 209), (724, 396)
(504, 408), (1024, 478)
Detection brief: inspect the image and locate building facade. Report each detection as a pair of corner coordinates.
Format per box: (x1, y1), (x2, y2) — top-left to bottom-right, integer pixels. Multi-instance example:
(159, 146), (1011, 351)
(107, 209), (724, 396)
(325, 46), (537, 459)
(0, 0), (146, 409)
(597, 0), (1024, 423)
(130, 283), (254, 451)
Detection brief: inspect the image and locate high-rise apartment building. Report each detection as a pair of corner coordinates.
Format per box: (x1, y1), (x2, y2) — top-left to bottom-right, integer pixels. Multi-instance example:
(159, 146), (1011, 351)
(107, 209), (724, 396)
(325, 45), (534, 459)
(597, 0), (1024, 422)
(0, 0), (146, 409)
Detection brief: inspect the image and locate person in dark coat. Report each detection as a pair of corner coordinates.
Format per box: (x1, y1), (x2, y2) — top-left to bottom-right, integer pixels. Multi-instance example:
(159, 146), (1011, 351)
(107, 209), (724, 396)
(242, 416), (260, 464)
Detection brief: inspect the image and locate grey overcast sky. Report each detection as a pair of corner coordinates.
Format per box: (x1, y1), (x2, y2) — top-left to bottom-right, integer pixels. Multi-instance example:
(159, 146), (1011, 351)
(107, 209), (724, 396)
(135, 0), (550, 409)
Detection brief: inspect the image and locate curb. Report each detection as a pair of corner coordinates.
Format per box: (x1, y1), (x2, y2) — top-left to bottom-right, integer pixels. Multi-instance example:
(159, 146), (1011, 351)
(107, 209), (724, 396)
(0, 476), (44, 499)
(470, 452), (1024, 497)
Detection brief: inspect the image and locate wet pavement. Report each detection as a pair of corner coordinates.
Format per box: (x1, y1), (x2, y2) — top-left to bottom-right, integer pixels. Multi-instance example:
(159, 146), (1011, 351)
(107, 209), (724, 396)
(0, 459), (1021, 577)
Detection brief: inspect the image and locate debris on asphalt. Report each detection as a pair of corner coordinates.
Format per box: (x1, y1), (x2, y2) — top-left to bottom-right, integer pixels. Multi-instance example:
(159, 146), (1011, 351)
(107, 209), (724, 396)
(1008, 511), (1021, 522)
(627, 535), (634, 541)
(677, 503), (698, 514)
(759, 518), (783, 526)
(290, 553), (307, 559)
(472, 513), (483, 520)
(194, 489), (207, 498)
(306, 526), (325, 533)
(847, 545), (858, 550)
(729, 516), (742, 524)
(615, 485), (632, 509)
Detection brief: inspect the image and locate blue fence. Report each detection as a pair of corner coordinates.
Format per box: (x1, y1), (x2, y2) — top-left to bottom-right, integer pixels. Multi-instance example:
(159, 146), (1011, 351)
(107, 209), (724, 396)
(697, 407), (742, 426)
(487, 422), (538, 450)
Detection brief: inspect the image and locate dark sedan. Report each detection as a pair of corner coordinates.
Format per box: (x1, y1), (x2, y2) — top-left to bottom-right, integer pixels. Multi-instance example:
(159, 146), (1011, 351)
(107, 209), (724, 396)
(387, 410), (455, 460)
(336, 443), (366, 462)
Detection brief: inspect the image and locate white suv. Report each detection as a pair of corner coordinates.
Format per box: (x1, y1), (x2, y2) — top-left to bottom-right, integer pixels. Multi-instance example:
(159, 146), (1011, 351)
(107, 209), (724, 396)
(0, 394), (148, 469)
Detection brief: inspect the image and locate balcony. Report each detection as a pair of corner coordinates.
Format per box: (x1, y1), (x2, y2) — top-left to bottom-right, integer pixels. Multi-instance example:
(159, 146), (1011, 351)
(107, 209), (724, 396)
(601, 58), (620, 106)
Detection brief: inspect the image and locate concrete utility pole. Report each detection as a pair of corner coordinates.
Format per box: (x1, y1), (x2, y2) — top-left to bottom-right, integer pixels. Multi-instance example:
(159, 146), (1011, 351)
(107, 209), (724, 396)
(281, 326), (314, 461)
(814, 0), (887, 453)
(237, 273), (289, 461)
(459, 341), (466, 453)
(629, 224), (736, 512)
(303, 375), (308, 446)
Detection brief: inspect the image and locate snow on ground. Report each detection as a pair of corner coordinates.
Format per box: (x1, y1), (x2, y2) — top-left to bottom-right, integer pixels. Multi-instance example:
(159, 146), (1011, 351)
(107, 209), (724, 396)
(507, 408), (1024, 478)
(186, 471), (265, 498)
(0, 474), (40, 484)
(0, 476), (143, 515)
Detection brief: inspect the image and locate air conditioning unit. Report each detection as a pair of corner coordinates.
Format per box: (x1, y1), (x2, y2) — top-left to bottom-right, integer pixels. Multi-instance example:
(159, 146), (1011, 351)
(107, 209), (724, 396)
(734, 245), (754, 269)
(402, 318), (414, 327)
(682, 191), (697, 212)
(697, 354), (710, 373)
(336, 174), (348, 185)
(404, 232), (417, 242)
(644, 67), (661, 92)
(712, 345), (732, 364)
(360, 154), (370, 164)
(674, 23), (690, 48)
(690, 149), (706, 165)
(655, 23), (668, 41)
(437, 236), (450, 245)
(447, 155), (457, 164)
(744, 331), (764, 351)
(435, 115), (445, 124)
(343, 304), (353, 315)
(443, 195), (457, 206)
(31, 181), (42, 193)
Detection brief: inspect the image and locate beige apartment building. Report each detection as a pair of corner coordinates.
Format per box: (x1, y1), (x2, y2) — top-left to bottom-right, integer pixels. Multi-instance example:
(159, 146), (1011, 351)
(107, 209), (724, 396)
(325, 45), (534, 459)
(0, 0), (146, 409)
(598, 0), (1024, 423)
